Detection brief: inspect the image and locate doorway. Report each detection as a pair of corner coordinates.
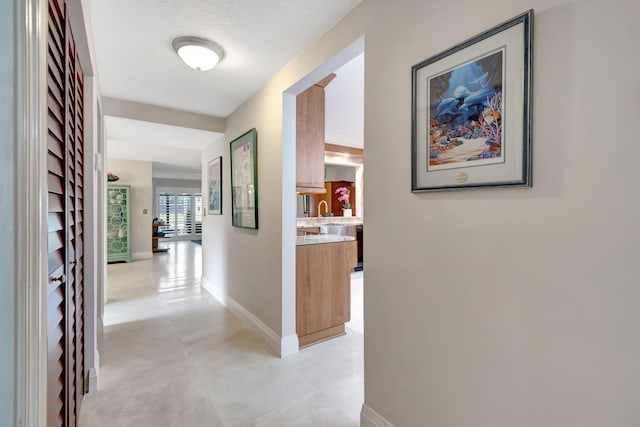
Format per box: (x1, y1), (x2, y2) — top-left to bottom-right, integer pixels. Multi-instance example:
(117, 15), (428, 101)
(281, 36), (365, 354)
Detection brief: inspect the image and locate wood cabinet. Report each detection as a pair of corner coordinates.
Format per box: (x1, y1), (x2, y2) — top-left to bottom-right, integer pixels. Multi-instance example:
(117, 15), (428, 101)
(296, 74), (335, 193)
(296, 239), (357, 348)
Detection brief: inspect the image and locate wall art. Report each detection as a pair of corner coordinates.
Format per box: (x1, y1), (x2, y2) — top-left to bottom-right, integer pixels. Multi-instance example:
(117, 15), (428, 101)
(230, 129), (258, 228)
(412, 10), (533, 191)
(208, 156), (222, 215)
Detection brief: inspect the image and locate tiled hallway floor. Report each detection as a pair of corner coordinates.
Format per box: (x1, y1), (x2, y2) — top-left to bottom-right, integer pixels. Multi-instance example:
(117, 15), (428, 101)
(79, 241), (363, 427)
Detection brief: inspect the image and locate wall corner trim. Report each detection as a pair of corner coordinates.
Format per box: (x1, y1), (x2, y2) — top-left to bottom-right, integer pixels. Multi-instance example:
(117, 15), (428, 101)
(87, 365), (98, 393)
(361, 404), (395, 427)
(201, 276), (299, 358)
(131, 252), (153, 260)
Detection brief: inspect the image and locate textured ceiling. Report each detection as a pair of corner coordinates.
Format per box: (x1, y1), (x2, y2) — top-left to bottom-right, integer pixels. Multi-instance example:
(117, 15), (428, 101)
(88, 0), (362, 117)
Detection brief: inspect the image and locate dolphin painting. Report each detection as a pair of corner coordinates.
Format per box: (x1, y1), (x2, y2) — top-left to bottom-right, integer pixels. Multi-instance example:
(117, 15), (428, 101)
(459, 85), (496, 110)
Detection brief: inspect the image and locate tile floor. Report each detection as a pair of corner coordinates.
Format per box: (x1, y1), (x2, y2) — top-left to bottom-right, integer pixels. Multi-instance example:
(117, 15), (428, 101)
(79, 241), (364, 427)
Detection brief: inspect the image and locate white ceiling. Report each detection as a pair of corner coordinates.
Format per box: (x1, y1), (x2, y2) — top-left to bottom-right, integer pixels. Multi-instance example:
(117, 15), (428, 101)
(95, 1), (364, 179)
(88, 0), (362, 117)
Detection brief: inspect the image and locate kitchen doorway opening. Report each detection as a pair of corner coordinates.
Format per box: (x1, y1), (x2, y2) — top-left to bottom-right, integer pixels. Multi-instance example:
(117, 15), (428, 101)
(281, 36), (365, 359)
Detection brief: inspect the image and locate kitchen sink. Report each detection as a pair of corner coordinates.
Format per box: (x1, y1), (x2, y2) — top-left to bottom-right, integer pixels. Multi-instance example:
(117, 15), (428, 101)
(319, 224), (356, 237)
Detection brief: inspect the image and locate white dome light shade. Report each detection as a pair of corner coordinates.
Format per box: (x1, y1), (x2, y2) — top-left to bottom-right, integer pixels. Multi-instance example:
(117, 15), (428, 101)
(172, 36), (224, 71)
(177, 45), (219, 70)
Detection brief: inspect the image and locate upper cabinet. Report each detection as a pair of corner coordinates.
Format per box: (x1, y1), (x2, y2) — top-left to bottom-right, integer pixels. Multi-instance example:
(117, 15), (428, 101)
(296, 74), (336, 193)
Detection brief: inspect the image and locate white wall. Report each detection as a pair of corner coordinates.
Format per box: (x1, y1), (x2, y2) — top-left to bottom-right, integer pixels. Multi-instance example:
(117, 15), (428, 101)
(107, 158), (153, 258)
(204, 0), (640, 425)
(201, 113), (286, 333)
(0, 0), (16, 424)
(153, 177), (201, 189)
(361, 0), (640, 425)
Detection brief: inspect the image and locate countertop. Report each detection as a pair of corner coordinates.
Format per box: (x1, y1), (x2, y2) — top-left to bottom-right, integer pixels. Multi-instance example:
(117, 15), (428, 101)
(296, 233), (356, 246)
(296, 216), (363, 228)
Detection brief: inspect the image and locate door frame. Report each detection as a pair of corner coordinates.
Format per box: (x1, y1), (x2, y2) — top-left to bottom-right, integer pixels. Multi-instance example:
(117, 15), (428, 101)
(15, 0), (49, 425)
(281, 36), (364, 357)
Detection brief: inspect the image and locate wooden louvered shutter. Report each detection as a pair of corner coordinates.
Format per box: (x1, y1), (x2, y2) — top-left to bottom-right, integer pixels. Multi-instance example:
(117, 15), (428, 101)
(66, 24), (86, 420)
(46, 0), (68, 424)
(46, 0), (85, 425)
(72, 35), (86, 416)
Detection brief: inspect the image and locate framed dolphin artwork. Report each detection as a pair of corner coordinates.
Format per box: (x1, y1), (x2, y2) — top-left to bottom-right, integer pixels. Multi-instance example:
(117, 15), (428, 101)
(412, 10), (533, 192)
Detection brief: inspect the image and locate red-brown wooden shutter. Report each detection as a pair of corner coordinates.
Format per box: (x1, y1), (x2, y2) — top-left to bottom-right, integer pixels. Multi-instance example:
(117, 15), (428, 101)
(46, 0), (85, 424)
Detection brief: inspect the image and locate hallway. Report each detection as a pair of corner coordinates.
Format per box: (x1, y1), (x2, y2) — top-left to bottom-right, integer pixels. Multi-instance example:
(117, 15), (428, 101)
(79, 241), (363, 426)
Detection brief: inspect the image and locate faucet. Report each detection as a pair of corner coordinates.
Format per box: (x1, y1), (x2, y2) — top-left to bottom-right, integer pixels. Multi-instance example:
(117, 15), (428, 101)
(317, 200), (328, 218)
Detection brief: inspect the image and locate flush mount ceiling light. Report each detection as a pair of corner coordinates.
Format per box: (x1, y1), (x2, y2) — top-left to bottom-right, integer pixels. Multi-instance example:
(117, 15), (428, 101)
(172, 36), (225, 71)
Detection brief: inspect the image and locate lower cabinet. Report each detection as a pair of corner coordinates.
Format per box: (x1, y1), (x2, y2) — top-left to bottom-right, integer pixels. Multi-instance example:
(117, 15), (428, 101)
(296, 240), (356, 348)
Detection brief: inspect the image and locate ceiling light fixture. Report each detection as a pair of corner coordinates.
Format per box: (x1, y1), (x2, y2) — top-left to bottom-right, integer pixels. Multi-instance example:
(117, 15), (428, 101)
(172, 36), (225, 71)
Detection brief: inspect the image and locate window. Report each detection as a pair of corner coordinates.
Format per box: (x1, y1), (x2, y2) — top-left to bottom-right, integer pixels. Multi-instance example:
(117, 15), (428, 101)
(157, 190), (202, 238)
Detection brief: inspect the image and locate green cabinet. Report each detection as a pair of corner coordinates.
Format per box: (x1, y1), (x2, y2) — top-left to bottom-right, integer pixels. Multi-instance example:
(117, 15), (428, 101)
(107, 184), (132, 263)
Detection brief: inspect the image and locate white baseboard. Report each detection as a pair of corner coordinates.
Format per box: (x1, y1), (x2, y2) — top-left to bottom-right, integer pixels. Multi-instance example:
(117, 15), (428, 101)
(201, 276), (298, 358)
(361, 404), (395, 427)
(87, 366), (98, 393)
(132, 251), (153, 260)
(280, 333), (299, 358)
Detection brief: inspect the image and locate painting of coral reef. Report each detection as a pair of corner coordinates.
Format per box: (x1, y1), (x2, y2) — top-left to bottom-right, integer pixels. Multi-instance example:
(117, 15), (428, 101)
(428, 50), (504, 170)
(412, 10), (533, 192)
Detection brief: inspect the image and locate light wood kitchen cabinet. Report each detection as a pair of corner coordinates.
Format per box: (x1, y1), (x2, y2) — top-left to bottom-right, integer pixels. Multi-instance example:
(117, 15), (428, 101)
(296, 239), (357, 348)
(296, 74), (335, 193)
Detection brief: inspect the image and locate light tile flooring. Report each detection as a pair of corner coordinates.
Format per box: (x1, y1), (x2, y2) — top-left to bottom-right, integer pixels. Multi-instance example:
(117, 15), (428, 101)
(79, 241), (364, 427)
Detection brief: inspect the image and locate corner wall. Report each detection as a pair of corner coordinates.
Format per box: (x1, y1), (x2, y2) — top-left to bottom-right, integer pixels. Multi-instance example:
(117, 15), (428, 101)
(203, 0), (640, 425)
(0, 1), (16, 424)
(106, 158), (153, 258)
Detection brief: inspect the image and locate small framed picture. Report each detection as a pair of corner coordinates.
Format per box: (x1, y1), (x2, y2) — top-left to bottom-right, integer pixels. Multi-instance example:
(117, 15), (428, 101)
(207, 156), (222, 215)
(230, 128), (258, 229)
(412, 10), (533, 191)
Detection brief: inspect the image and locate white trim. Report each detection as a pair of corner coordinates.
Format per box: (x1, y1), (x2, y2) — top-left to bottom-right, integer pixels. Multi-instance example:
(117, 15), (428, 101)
(201, 276), (298, 358)
(15, 0), (48, 425)
(280, 333), (300, 358)
(361, 404), (395, 427)
(97, 102), (107, 339)
(82, 74), (100, 395)
(132, 252), (153, 260)
(281, 92), (298, 350)
(87, 366), (98, 393)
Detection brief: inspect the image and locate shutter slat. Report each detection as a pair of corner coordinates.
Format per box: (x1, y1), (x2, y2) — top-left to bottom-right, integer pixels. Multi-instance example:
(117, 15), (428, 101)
(48, 153), (64, 178)
(48, 173), (64, 195)
(47, 52), (64, 90)
(48, 193), (64, 213)
(47, 248), (64, 280)
(47, 212), (64, 231)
